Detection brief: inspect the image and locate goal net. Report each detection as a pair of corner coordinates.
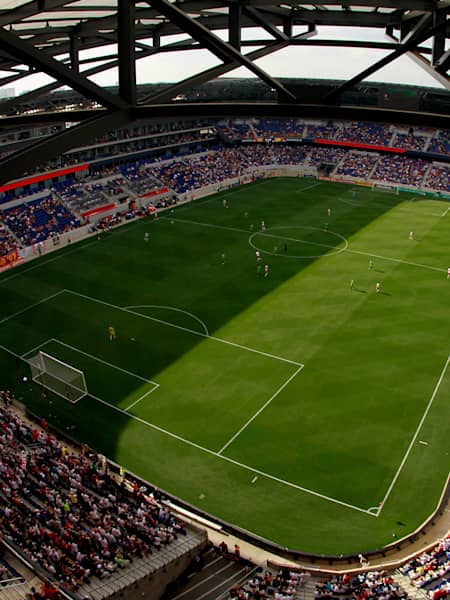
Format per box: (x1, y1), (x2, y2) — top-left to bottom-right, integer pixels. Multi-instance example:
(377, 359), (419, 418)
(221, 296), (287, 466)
(28, 351), (87, 403)
(371, 182), (399, 195)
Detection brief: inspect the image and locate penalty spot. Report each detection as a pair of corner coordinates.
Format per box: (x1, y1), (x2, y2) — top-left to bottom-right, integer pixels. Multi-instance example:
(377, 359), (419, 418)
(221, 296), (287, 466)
(251, 476), (258, 484)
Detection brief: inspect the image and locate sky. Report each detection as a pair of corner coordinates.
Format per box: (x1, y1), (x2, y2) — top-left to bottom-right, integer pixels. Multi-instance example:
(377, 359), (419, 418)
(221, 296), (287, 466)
(3, 26), (448, 96)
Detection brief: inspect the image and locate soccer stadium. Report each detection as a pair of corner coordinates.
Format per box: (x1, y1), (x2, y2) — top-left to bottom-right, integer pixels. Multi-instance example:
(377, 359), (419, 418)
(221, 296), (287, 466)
(0, 1), (448, 599)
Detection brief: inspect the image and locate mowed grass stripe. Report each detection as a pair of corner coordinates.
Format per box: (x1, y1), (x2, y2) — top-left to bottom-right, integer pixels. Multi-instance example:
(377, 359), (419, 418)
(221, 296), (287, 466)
(0, 178), (448, 553)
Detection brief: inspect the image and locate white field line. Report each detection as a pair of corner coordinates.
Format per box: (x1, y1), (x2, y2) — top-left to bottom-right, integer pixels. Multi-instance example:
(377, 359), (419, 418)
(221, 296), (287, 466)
(21, 338), (55, 359)
(64, 289), (303, 367)
(0, 239), (98, 285)
(346, 248), (446, 273)
(84, 391), (374, 515)
(396, 207), (444, 217)
(377, 355), (450, 516)
(124, 387), (159, 412)
(0, 335), (370, 514)
(161, 216), (248, 235)
(52, 338), (159, 387)
(441, 207), (449, 217)
(295, 182), (321, 193)
(125, 304), (209, 336)
(0, 289), (65, 326)
(218, 364), (304, 454)
(166, 215), (446, 274)
(256, 230), (347, 252)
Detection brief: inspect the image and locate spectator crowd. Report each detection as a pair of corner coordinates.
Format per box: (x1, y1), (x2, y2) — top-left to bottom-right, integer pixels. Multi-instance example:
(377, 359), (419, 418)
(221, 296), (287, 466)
(0, 392), (187, 595)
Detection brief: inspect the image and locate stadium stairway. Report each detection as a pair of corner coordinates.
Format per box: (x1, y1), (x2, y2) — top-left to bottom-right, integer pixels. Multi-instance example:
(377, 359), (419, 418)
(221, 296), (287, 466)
(163, 546), (255, 600)
(76, 527), (207, 600)
(392, 569), (429, 600)
(0, 549), (42, 600)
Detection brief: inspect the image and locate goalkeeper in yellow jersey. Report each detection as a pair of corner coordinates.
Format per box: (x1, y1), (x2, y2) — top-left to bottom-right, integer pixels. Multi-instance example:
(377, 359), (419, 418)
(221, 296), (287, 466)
(108, 325), (116, 341)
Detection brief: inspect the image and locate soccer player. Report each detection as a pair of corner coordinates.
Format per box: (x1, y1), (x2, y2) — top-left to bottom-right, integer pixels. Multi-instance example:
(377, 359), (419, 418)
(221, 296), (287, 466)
(264, 264), (270, 278)
(350, 279), (355, 290)
(369, 259), (373, 270)
(376, 282), (381, 294)
(327, 208), (332, 217)
(352, 191), (356, 200)
(447, 267), (450, 279)
(256, 263), (262, 277)
(221, 253), (226, 265)
(144, 232), (149, 243)
(261, 220), (266, 232)
(409, 230), (414, 240)
(223, 198), (228, 208)
(255, 250), (261, 261)
(108, 326), (116, 341)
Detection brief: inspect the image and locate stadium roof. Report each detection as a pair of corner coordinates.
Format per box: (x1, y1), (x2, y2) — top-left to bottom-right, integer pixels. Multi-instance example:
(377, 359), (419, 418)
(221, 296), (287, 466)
(0, 1), (448, 183)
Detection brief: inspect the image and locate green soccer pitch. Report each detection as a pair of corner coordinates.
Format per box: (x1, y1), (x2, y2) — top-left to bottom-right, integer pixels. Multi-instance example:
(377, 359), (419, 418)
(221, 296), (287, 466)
(0, 178), (449, 555)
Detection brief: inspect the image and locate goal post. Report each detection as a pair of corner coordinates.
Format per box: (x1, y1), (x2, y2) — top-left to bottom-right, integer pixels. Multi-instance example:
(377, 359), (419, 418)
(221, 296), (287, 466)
(371, 182), (399, 195)
(28, 351), (87, 403)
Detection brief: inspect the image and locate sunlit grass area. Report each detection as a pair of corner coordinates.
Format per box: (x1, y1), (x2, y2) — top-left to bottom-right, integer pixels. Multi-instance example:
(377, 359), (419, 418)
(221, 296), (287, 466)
(0, 179), (448, 554)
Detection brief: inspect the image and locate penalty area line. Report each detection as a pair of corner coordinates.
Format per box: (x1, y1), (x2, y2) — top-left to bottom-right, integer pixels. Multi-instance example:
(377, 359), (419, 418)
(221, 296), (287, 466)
(218, 364), (304, 455)
(64, 289), (303, 367)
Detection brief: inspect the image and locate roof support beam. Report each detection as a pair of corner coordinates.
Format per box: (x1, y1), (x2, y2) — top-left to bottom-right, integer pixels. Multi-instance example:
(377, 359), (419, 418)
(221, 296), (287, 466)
(139, 28), (316, 105)
(325, 15), (447, 103)
(229, 4), (241, 50)
(0, 27), (128, 110)
(431, 8), (446, 66)
(70, 33), (80, 72)
(146, 0), (296, 100)
(118, 0), (136, 105)
(242, 6), (287, 42)
(0, 109), (131, 186)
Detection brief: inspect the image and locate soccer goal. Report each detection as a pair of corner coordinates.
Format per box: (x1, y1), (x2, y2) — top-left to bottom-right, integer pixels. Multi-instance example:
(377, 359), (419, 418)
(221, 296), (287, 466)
(371, 182), (399, 195)
(28, 351), (87, 403)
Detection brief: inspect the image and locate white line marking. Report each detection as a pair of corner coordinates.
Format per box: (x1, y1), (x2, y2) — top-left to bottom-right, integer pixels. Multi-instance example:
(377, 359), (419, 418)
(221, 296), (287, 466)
(249, 226), (348, 259)
(52, 338), (159, 387)
(296, 182), (321, 193)
(378, 355), (449, 513)
(346, 248), (446, 273)
(125, 304), (209, 336)
(161, 216), (248, 235)
(441, 207), (449, 217)
(0, 339), (372, 514)
(397, 207), (443, 217)
(21, 338), (54, 359)
(419, 440), (428, 445)
(82, 392), (374, 515)
(0, 290), (65, 326)
(163, 215), (445, 274)
(124, 387), (159, 412)
(25, 337), (160, 412)
(218, 364), (304, 454)
(64, 289), (303, 367)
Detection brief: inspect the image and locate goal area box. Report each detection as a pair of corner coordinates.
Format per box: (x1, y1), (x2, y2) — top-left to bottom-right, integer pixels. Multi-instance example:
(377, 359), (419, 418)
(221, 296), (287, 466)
(28, 350), (87, 403)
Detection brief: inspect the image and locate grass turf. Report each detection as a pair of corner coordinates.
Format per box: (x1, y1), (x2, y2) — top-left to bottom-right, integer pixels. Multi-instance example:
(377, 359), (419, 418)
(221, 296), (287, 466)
(0, 178), (448, 554)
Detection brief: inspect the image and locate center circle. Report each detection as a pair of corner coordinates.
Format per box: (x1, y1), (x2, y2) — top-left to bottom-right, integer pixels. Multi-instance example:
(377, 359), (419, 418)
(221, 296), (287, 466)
(248, 226), (348, 259)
